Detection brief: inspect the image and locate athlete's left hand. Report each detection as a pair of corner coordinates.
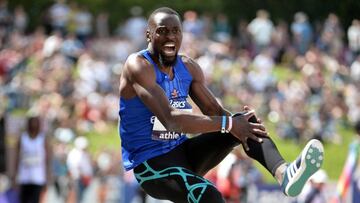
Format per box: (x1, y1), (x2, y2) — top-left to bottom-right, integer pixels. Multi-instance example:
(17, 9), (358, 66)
(231, 106), (269, 150)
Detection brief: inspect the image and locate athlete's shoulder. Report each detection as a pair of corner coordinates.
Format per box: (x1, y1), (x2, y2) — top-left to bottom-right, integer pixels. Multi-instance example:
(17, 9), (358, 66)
(126, 52), (148, 67)
(125, 52), (152, 73)
(179, 53), (203, 77)
(179, 53), (194, 64)
(179, 54), (201, 70)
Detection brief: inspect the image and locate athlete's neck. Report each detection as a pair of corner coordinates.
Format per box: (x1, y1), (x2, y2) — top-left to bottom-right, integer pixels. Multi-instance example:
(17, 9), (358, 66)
(147, 47), (174, 78)
(161, 66), (173, 79)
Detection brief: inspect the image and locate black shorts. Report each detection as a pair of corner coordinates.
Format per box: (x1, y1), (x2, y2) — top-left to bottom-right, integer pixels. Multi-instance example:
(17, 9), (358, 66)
(134, 132), (239, 203)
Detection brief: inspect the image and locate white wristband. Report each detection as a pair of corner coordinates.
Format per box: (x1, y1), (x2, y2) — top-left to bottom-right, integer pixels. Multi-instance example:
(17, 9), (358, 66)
(226, 116), (232, 133)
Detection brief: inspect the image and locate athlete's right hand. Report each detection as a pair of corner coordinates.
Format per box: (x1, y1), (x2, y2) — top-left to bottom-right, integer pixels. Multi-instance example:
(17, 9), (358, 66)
(230, 110), (268, 151)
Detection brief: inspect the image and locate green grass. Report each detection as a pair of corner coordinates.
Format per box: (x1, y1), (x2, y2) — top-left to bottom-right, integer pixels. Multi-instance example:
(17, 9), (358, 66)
(84, 124), (121, 155)
(272, 65), (302, 81)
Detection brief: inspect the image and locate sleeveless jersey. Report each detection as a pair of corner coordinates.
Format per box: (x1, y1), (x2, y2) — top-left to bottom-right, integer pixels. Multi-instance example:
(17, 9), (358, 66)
(119, 50), (193, 171)
(17, 132), (47, 185)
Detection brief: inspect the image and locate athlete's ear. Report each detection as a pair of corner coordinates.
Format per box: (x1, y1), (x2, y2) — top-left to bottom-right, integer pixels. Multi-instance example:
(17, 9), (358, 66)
(146, 30), (151, 42)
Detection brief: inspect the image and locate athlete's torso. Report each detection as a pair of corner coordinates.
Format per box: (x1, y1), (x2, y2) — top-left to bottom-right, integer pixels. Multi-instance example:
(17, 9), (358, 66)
(119, 50), (193, 170)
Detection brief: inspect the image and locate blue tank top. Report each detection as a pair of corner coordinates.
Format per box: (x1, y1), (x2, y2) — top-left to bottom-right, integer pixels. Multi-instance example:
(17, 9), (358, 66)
(119, 50), (193, 171)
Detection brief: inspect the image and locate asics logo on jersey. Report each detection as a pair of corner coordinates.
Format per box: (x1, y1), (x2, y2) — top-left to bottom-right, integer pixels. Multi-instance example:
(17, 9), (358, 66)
(170, 100), (186, 108)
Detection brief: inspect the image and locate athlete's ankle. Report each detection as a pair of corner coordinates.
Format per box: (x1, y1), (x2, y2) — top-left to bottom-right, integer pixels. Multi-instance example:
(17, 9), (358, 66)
(275, 163), (288, 185)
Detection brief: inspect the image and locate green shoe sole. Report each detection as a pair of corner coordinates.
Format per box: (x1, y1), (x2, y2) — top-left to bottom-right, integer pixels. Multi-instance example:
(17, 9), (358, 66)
(283, 139), (324, 197)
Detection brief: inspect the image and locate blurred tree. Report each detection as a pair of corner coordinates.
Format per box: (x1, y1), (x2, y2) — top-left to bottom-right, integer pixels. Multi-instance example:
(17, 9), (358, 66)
(6, 0), (360, 36)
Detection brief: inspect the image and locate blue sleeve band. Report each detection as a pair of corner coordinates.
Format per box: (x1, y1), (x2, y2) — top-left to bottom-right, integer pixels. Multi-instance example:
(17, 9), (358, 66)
(221, 115), (226, 133)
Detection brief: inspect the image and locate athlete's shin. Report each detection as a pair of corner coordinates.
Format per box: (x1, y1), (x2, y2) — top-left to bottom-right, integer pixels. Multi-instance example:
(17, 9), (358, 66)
(233, 113), (286, 177)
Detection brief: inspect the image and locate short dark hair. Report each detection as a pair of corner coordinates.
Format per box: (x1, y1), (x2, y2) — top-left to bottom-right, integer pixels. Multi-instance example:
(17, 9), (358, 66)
(148, 7), (181, 24)
(27, 116), (40, 131)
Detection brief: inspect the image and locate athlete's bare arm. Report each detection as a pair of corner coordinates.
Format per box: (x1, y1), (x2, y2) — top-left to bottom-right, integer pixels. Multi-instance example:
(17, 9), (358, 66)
(119, 53), (266, 146)
(183, 55), (267, 148)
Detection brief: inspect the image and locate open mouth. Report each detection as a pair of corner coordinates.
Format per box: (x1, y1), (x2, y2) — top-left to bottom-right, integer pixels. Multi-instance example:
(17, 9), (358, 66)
(163, 42), (176, 56)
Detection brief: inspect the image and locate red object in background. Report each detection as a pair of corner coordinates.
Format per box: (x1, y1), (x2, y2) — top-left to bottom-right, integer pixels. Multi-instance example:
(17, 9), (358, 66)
(0, 49), (22, 78)
(81, 175), (92, 187)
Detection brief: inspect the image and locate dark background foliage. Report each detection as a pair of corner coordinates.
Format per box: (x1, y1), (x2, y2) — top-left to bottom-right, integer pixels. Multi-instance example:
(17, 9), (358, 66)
(8, 0), (360, 34)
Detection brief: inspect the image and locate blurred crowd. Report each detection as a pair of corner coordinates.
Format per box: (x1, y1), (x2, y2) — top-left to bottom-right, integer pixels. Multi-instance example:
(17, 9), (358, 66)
(0, 0), (360, 202)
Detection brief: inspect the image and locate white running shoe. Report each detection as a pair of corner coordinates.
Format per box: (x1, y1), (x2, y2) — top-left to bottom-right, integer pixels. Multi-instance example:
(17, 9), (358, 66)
(281, 139), (324, 197)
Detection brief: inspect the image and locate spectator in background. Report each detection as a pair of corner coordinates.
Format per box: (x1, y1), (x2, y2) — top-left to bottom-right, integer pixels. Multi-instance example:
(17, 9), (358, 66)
(0, 0), (11, 40)
(51, 138), (70, 202)
(61, 32), (84, 64)
(96, 149), (123, 203)
(236, 19), (252, 51)
(247, 48), (275, 92)
(182, 10), (204, 39)
(347, 19), (360, 61)
(122, 6), (147, 49)
(291, 12), (313, 55)
(67, 136), (93, 203)
(315, 88), (340, 142)
(111, 35), (137, 63)
(13, 5), (28, 34)
(48, 0), (70, 36)
(73, 5), (93, 44)
(213, 13), (231, 43)
(344, 83), (360, 124)
(230, 157), (263, 202)
(350, 55), (360, 82)
(272, 20), (290, 63)
(354, 118), (360, 138)
(96, 150), (112, 203)
(42, 30), (63, 58)
(122, 170), (142, 203)
(13, 116), (51, 203)
(96, 12), (109, 38)
(247, 10), (274, 55)
(215, 152), (240, 202)
(318, 13), (344, 59)
(52, 122), (74, 202)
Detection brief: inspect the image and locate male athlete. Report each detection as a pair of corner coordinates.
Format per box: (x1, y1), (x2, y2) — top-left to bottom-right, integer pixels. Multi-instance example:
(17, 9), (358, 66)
(119, 7), (324, 203)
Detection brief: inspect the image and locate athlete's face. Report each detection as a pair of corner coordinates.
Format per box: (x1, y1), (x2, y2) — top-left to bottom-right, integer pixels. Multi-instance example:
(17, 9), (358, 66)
(147, 13), (182, 67)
